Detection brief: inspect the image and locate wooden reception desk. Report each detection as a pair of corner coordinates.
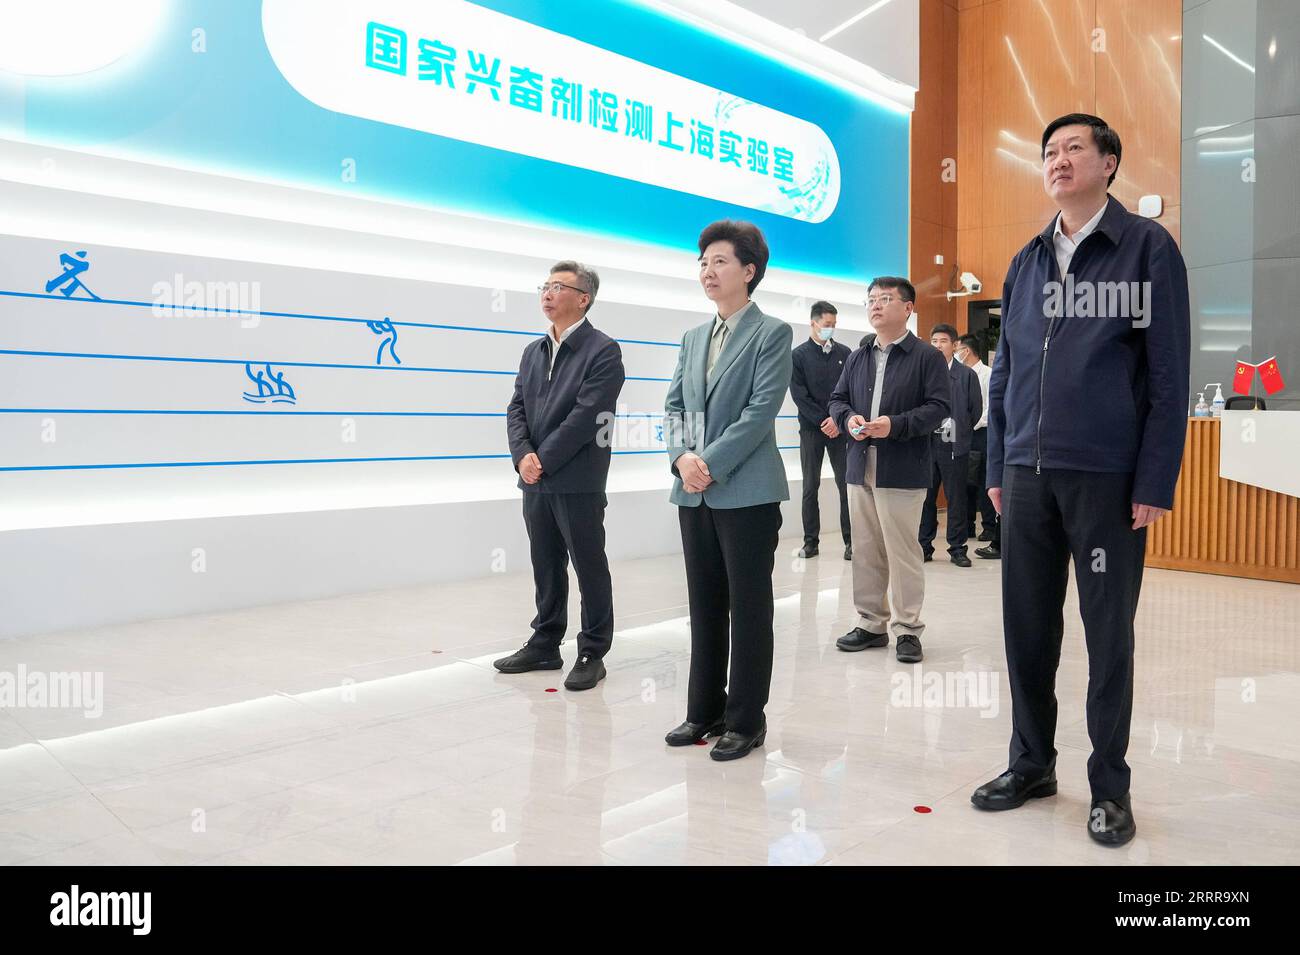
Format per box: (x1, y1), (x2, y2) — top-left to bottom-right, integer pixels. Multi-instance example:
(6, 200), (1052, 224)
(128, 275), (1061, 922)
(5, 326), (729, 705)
(1146, 416), (1300, 584)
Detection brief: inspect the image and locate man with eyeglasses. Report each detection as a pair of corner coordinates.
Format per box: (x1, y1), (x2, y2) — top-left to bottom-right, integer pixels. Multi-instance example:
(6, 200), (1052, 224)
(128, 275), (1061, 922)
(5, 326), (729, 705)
(829, 277), (949, 664)
(498, 261), (626, 690)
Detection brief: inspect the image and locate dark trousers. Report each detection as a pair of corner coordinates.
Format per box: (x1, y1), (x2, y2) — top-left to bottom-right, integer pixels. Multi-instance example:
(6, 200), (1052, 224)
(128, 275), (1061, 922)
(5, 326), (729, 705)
(966, 429), (1000, 544)
(919, 450), (969, 557)
(1001, 466), (1147, 801)
(798, 426), (850, 548)
(679, 501), (782, 735)
(523, 491), (613, 659)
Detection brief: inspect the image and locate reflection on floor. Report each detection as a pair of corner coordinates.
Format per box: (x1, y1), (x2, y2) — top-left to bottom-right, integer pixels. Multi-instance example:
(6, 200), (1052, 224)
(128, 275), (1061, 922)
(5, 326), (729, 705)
(1, 538), (1297, 865)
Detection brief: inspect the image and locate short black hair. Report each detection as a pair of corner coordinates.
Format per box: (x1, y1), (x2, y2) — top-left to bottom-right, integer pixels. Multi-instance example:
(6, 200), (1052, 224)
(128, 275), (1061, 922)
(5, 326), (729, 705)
(867, 276), (916, 304)
(930, 323), (959, 342)
(810, 301), (838, 320)
(698, 220), (769, 295)
(957, 334), (980, 352)
(1041, 113), (1121, 186)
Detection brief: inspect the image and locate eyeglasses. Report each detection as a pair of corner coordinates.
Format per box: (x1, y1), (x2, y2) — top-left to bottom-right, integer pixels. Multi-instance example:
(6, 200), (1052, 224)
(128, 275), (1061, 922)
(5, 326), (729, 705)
(865, 294), (897, 307)
(538, 282), (587, 296)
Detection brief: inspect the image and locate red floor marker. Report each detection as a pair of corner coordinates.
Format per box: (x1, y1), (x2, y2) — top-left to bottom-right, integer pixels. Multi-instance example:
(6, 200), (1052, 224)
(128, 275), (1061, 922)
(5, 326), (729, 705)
(913, 805), (932, 813)
(545, 688), (558, 693)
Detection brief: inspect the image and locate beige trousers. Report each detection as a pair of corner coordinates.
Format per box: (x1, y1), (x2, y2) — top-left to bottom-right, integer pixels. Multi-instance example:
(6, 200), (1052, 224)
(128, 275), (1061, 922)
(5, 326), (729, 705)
(848, 481), (928, 638)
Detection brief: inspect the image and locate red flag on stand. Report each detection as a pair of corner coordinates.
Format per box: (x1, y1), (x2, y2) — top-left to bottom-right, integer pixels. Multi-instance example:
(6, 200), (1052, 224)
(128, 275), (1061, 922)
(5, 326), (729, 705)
(1258, 357), (1286, 395)
(1232, 360), (1255, 395)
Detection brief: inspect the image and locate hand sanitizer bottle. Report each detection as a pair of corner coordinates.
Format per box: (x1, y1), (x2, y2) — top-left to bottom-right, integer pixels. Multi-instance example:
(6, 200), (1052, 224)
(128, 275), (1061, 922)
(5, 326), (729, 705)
(1211, 383), (1226, 417)
(1194, 392), (1210, 417)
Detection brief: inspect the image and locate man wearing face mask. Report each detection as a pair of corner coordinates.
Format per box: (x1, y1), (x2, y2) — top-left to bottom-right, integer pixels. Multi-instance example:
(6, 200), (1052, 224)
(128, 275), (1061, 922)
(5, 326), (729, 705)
(790, 301), (853, 561)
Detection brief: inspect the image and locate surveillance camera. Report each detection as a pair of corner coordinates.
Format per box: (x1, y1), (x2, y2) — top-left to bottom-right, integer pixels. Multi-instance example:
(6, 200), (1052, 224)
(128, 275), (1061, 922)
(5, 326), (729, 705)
(960, 272), (982, 294)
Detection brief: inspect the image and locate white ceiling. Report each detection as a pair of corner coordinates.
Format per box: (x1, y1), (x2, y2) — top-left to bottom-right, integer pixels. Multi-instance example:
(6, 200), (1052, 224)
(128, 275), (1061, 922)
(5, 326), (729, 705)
(730, 0), (919, 89)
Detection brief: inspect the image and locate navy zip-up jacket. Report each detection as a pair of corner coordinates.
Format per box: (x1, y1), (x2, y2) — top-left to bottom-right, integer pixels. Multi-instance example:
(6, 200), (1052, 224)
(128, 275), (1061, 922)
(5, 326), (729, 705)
(790, 337), (852, 429)
(933, 359), (983, 459)
(987, 195), (1190, 510)
(506, 320), (626, 493)
(829, 331), (950, 489)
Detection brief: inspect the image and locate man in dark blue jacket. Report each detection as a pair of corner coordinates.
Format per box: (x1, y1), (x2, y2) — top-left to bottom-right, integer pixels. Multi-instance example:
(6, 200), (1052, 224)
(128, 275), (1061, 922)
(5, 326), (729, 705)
(918, 323), (983, 566)
(498, 261), (626, 691)
(790, 301), (853, 561)
(970, 115), (1190, 848)
(828, 277), (949, 664)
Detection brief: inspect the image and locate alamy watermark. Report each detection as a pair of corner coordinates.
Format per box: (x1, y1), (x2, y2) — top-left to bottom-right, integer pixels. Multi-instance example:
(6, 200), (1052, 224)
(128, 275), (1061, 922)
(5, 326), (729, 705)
(152, 272), (263, 328)
(0, 664), (103, 718)
(890, 665), (1000, 718)
(1043, 275), (1152, 328)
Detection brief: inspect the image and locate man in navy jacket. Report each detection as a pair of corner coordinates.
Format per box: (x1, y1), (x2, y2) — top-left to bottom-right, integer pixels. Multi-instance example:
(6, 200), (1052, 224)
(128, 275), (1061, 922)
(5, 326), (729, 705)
(828, 278), (949, 665)
(918, 323), (983, 566)
(970, 115), (1190, 848)
(498, 261), (626, 691)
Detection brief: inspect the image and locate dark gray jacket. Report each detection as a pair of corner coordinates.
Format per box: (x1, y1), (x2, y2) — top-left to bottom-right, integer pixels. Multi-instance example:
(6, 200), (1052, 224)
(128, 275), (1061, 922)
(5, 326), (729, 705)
(506, 320), (625, 493)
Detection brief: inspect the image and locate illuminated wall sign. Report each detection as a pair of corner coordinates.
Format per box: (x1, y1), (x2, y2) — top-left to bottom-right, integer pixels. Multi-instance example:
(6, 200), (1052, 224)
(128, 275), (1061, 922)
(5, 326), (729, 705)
(1, 0), (910, 283)
(263, 0), (841, 222)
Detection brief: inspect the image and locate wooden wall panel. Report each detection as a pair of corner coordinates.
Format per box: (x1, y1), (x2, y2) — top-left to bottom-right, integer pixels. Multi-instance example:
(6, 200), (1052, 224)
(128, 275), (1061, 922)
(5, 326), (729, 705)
(1146, 420), (1300, 584)
(1095, 0), (1182, 218)
(910, 0), (960, 336)
(948, 0), (1182, 333)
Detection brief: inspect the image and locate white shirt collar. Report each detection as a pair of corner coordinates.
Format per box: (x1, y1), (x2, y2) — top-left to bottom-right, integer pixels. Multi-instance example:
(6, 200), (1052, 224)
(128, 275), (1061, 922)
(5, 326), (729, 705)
(549, 315), (586, 346)
(1053, 200), (1107, 246)
(874, 329), (909, 352)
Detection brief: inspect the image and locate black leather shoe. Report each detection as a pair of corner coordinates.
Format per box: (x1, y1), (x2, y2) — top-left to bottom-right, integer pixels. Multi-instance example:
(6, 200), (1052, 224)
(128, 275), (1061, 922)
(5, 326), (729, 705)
(844, 545), (853, 561)
(970, 769), (1058, 811)
(975, 544), (1001, 560)
(798, 545), (819, 558)
(1088, 794), (1136, 846)
(978, 528), (995, 542)
(836, 628), (888, 652)
(951, 552), (972, 567)
(493, 645), (563, 673)
(665, 717), (727, 746)
(922, 551), (934, 562)
(710, 722), (767, 761)
(563, 653), (606, 690)
(896, 633), (923, 663)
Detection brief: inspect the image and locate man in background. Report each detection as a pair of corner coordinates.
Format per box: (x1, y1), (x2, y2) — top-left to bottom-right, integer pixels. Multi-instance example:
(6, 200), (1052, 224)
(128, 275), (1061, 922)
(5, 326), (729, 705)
(956, 333), (999, 558)
(919, 324), (982, 567)
(791, 301), (853, 560)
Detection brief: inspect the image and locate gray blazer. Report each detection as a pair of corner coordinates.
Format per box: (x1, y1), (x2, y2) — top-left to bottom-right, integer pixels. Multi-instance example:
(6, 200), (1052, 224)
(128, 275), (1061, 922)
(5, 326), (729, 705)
(663, 303), (793, 508)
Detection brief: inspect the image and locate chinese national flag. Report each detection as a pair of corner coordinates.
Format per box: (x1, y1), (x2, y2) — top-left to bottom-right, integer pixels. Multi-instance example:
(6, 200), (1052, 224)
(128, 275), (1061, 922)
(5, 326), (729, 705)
(1233, 360), (1255, 394)
(1258, 357), (1286, 395)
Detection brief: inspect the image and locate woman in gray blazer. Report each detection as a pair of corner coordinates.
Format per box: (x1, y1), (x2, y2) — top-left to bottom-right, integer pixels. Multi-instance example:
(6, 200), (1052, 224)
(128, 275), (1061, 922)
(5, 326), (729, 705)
(662, 220), (793, 761)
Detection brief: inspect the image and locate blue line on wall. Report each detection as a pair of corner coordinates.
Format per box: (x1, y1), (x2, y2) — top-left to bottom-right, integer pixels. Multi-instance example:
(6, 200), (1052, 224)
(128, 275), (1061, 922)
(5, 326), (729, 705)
(0, 290), (681, 348)
(0, 349), (672, 382)
(0, 447), (800, 472)
(0, 408), (799, 418)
